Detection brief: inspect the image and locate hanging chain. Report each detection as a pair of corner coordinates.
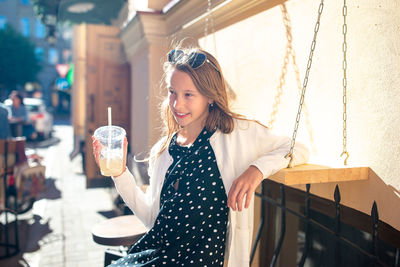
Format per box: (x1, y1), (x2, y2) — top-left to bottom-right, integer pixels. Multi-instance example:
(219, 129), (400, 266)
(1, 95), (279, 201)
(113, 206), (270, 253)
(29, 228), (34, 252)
(288, 18), (317, 155)
(285, 0), (325, 168)
(341, 0), (349, 165)
(268, 4), (317, 153)
(267, 4), (291, 129)
(268, 4), (291, 129)
(203, 0), (212, 48)
(211, 1), (217, 56)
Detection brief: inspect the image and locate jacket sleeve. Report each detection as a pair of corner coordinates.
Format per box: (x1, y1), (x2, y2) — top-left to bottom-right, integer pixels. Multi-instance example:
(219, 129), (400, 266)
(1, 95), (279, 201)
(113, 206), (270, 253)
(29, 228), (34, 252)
(111, 138), (165, 229)
(112, 168), (154, 228)
(249, 122), (310, 179)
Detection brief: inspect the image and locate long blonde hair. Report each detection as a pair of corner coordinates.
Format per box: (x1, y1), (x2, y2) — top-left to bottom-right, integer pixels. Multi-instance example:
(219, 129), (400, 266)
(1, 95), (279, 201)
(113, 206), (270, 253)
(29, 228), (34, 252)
(158, 47), (244, 155)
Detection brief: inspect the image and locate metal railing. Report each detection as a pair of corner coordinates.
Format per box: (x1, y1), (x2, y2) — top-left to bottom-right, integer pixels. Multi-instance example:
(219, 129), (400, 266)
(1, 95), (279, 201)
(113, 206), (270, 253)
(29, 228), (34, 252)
(250, 180), (400, 267)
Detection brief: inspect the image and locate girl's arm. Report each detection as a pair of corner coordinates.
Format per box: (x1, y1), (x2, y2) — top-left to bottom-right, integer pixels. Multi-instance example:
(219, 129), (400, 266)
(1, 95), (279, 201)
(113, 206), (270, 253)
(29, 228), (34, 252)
(227, 123), (309, 211)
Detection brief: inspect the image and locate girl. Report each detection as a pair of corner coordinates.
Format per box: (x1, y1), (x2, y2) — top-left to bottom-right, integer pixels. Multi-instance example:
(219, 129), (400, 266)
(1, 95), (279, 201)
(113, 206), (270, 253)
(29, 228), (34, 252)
(92, 47), (309, 266)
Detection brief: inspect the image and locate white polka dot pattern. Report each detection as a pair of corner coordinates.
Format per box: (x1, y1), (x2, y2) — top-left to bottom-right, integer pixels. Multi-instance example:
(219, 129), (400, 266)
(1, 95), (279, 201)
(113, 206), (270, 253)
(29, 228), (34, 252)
(109, 128), (228, 266)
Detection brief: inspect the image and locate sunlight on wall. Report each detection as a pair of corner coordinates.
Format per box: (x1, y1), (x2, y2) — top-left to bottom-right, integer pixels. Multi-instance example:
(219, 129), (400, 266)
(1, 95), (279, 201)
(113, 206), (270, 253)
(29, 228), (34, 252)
(199, 0), (400, 229)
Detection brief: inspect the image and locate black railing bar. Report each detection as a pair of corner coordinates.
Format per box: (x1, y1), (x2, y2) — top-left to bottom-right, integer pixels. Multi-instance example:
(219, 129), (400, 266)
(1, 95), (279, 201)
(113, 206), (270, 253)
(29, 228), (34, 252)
(395, 248), (399, 267)
(250, 184), (265, 265)
(371, 201), (379, 263)
(334, 185), (341, 267)
(270, 185), (286, 267)
(254, 192), (391, 267)
(298, 184), (311, 267)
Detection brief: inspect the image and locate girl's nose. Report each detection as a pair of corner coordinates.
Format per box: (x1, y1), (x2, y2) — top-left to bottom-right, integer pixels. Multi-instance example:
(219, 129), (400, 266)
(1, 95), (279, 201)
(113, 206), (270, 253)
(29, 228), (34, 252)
(173, 96), (182, 109)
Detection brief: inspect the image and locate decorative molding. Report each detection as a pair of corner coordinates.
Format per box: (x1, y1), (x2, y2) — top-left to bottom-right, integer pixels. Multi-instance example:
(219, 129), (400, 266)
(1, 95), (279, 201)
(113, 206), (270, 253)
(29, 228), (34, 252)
(121, 0), (285, 56)
(120, 16), (145, 59)
(148, 0), (172, 11)
(121, 12), (168, 58)
(163, 0), (286, 39)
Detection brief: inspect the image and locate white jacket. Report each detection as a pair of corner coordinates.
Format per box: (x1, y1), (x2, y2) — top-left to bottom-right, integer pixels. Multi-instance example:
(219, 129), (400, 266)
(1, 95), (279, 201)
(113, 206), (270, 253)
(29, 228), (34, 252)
(113, 119), (309, 267)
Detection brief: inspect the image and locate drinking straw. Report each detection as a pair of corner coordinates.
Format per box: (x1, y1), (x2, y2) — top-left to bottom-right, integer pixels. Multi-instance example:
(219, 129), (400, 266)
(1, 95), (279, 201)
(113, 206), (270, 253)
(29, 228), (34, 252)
(107, 107), (112, 168)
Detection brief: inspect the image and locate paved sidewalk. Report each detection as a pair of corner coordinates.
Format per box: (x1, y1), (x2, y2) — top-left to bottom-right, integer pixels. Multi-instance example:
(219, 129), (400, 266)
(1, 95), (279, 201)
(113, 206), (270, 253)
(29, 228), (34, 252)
(0, 125), (117, 267)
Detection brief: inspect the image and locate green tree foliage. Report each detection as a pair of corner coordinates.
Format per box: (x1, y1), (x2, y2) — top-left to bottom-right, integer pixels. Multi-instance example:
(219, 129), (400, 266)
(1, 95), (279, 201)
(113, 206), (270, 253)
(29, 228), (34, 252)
(0, 25), (41, 97)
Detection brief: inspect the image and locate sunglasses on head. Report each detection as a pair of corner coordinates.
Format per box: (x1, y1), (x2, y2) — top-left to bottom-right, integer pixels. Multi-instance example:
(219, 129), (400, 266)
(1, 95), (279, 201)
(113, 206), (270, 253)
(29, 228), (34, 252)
(168, 49), (220, 73)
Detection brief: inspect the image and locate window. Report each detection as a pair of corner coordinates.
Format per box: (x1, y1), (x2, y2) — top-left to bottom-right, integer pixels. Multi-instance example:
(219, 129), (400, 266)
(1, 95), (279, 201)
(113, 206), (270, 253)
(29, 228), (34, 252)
(0, 16), (6, 29)
(35, 18), (45, 38)
(35, 47), (44, 62)
(48, 48), (59, 65)
(20, 0), (30, 5)
(20, 17), (30, 36)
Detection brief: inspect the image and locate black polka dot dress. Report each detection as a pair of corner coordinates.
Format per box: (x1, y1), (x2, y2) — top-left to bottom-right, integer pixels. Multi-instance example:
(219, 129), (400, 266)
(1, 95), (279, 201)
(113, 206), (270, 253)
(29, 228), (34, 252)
(109, 128), (229, 267)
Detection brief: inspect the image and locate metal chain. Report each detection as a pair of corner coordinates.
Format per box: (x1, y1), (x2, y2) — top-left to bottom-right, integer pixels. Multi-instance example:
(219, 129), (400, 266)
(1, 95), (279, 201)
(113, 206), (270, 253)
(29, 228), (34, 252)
(341, 0), (349, 165)
(268, 4), (317, 154)
(267, 3), (291, 129)
(210, 1), (217, 56)
(289, 20), (317, 155)
(203, 0), (212, 48)
(285, 0), (325, 168)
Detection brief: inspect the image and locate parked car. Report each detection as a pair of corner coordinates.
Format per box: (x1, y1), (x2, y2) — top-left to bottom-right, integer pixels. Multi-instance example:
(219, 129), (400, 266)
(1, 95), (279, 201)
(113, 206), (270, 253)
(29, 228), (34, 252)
(5, 98), (53, 139)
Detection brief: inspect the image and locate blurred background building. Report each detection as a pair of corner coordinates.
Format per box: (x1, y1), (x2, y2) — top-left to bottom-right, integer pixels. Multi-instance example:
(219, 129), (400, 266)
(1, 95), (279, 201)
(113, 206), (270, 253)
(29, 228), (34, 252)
(0, 0), (72, 113)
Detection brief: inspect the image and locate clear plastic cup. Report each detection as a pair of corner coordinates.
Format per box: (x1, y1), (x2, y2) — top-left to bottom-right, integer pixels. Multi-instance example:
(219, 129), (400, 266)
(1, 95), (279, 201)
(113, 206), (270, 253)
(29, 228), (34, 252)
(94, 126), (126, 176)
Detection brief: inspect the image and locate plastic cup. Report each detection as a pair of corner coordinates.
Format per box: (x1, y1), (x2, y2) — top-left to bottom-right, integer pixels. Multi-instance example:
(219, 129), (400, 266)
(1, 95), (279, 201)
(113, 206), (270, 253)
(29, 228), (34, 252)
(94, 126), (126, 176)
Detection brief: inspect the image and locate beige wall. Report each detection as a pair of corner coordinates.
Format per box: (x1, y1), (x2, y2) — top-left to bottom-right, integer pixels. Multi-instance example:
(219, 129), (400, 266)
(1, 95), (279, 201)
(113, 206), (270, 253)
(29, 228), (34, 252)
(148, 44), (169, 147)
(130, 46), (150, 156)
(198, 0), (400, 229)
(121, 0), (400, 230)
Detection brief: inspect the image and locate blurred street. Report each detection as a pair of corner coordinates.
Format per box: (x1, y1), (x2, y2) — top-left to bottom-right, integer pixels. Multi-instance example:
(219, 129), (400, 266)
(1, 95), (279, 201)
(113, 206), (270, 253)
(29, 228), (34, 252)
(1, 118), (117, 267)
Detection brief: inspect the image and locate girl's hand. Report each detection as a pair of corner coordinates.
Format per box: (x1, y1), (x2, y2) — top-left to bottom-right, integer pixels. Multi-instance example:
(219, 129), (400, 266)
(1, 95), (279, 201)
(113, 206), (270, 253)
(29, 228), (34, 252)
(91, 136), (128, 177)
(227, 166), (263, 212)
(91, 136), (101, 166)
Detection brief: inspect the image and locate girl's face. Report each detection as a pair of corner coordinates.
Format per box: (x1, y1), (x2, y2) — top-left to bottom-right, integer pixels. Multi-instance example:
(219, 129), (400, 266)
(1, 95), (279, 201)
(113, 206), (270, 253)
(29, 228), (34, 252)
(167, 69), (212, 132)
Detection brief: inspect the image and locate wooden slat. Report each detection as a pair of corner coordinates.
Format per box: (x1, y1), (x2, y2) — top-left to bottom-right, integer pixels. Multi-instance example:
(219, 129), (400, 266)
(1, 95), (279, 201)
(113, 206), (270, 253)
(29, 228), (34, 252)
(268, 164), (370, 185)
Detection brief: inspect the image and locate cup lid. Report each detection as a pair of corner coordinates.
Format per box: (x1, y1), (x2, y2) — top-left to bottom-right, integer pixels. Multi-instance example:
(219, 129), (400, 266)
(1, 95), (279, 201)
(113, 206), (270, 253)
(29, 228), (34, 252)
(94, 126), (126, 140)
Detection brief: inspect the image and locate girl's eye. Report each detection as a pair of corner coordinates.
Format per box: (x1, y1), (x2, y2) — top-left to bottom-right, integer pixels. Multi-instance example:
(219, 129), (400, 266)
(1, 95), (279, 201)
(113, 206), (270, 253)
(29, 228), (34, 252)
(169, 90), (175, 95)
(185, 93), (193, 97)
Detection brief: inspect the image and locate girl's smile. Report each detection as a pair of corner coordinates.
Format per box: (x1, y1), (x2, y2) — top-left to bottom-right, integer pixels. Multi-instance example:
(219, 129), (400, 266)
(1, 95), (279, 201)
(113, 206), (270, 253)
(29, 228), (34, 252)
(174, 111), (190, 119)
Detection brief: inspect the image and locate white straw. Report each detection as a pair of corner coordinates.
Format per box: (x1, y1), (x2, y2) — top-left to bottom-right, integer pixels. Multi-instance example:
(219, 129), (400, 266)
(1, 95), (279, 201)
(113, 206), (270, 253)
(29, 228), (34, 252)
(107, 107), (112, 168)
(108, 107), (112, 127)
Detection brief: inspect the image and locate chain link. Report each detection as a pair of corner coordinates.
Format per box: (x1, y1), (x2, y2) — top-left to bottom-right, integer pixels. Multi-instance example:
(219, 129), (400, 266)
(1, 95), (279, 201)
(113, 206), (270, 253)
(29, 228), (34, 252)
(285, 0), (325, 168)
(204, 0), (214, 48)
(268, 4), (317, 154)
(341, 0), (349, 165)
(267, 4), (291, 129)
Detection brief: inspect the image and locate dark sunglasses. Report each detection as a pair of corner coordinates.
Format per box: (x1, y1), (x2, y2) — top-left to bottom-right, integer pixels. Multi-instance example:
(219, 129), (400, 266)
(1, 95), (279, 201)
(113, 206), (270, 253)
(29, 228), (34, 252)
(168, 49), (220, 73)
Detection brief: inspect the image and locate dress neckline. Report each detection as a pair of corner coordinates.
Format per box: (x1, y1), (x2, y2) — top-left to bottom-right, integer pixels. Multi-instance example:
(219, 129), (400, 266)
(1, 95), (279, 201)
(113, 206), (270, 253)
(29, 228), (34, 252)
(169, 127), (215, 156)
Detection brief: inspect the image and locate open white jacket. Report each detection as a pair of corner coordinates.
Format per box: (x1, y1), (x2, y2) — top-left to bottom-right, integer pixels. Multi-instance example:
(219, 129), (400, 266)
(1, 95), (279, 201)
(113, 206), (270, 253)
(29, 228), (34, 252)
(113, 118), (309, 267)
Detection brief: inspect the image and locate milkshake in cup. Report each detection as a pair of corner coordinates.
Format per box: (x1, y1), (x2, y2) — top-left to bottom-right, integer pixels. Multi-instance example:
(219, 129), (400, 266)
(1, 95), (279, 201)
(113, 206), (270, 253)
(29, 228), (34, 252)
(93, 125), (126, 176)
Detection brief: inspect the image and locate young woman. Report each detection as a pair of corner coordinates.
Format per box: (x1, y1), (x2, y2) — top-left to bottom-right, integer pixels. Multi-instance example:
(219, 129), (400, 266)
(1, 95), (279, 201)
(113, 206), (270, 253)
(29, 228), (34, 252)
(92, 47), (309, 266)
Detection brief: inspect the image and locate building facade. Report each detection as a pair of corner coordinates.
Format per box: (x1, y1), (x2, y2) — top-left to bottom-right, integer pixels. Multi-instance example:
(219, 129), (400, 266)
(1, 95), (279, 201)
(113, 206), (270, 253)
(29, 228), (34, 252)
(0, 0), (71, 108)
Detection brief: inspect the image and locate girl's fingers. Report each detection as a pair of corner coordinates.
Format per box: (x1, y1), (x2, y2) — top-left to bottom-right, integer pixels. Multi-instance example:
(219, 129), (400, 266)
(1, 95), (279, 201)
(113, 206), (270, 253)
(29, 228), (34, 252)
(227, 182), (239, 210)
(235, 186), (248, 212)
(244, 187), (255, 209)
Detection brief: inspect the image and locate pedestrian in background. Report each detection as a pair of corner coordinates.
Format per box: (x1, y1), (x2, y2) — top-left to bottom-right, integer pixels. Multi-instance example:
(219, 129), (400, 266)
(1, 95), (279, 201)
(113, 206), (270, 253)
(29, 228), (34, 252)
(93, 46), (309, 267)
(9, 91), (37, 140)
